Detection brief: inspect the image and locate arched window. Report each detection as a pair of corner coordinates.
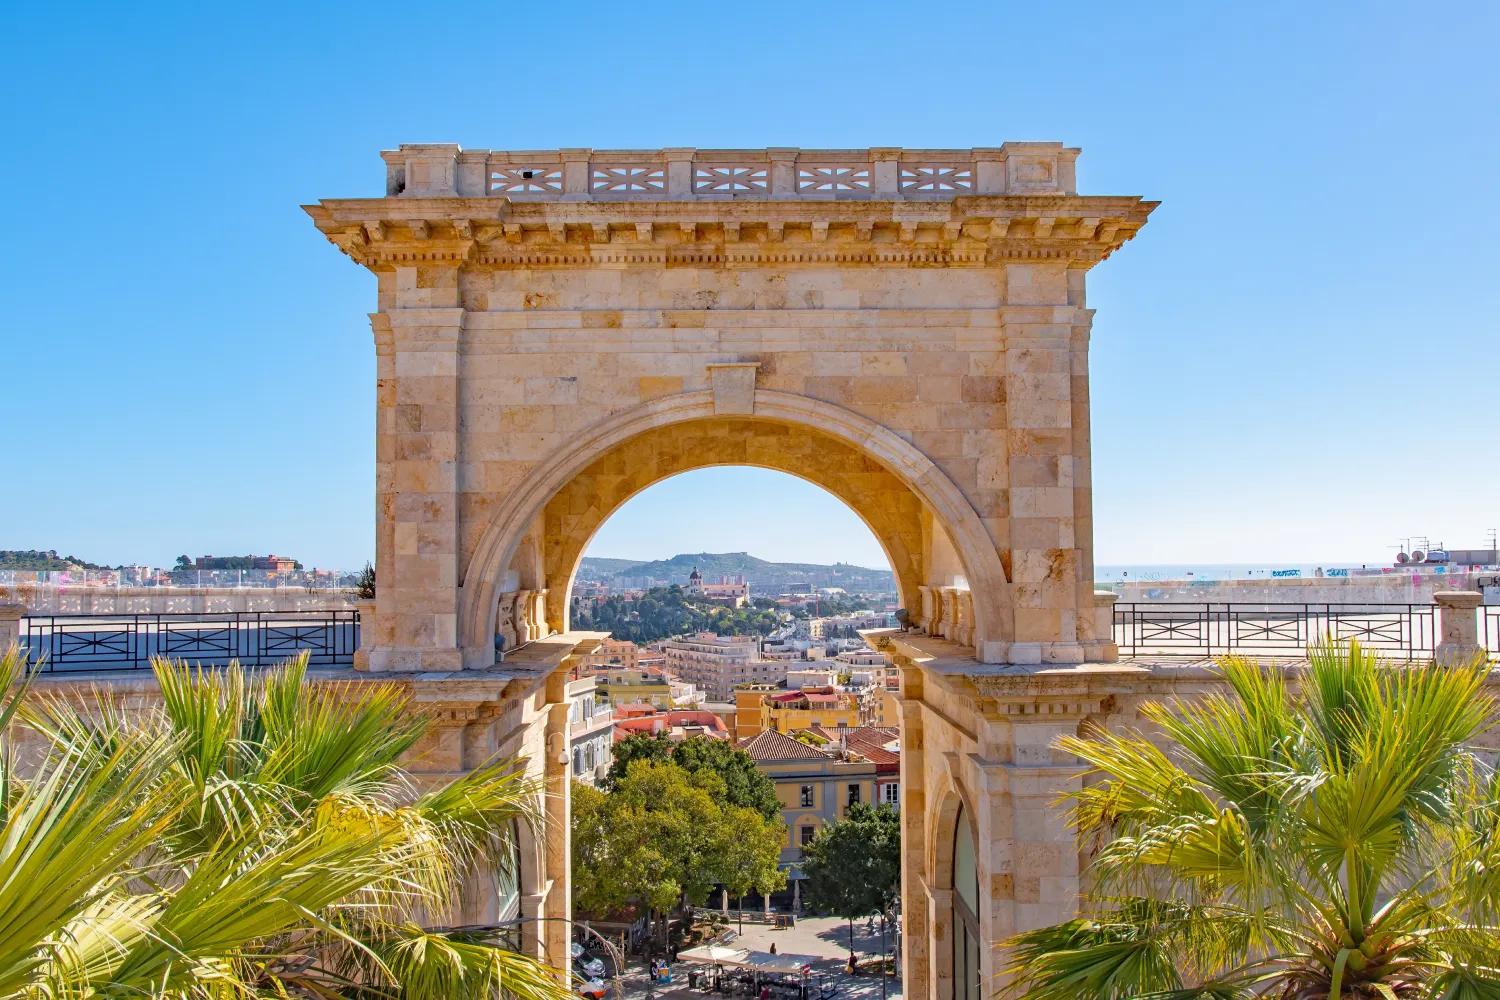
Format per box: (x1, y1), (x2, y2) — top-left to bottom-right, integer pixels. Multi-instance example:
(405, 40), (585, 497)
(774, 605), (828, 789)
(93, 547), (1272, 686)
(497, 818), (522, 923)
(952, 805), (981, 1000)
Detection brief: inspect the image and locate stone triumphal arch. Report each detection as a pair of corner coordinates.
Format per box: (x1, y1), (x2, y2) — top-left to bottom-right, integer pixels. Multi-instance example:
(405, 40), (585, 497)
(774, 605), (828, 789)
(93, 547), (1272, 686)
(307, 143), (1156, 997)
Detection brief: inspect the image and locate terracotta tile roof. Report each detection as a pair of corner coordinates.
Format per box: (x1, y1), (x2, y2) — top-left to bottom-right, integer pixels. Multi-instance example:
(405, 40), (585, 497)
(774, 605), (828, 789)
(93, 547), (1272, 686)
(802, 725), (901, 765)
(737, 728), (829, 762)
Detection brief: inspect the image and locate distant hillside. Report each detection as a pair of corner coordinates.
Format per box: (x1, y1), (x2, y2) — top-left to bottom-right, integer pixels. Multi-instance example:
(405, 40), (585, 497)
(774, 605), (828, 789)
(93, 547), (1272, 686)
(0, 549), (112, 571)
(575, 556), (641, 575)
(578, 552), (894, 593)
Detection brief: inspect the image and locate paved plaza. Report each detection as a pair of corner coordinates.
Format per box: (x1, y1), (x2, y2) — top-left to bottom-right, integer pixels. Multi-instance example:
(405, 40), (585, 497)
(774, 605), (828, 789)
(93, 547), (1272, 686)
(613, 917), (901, 1000)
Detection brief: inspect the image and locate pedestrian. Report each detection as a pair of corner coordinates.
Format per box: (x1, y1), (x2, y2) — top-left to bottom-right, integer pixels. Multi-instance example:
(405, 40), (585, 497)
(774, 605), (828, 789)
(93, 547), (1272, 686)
(847, 954), (857, 977)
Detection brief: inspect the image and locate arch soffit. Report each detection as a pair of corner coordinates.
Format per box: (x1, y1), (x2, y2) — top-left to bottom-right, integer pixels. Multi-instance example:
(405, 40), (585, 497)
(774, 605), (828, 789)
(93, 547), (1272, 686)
(542, 422), (927, 622)
(458, 390), (1011, 664)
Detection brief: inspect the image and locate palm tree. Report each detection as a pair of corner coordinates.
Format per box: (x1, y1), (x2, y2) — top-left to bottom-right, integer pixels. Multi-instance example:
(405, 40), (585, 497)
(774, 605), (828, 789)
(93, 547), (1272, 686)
(1005, 640), (1500, 1000)
(0, 646), (577, 1000)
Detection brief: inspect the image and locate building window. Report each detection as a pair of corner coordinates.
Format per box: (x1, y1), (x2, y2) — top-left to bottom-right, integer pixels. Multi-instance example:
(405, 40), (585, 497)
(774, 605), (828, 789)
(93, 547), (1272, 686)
(800, 825), (816, 847)
(847, 783), (861, 807)
(800, 785), (814, 807)
(953, 805), (981, 1000)
(573, 747), (583, 775)
(883, 782), (900, 807)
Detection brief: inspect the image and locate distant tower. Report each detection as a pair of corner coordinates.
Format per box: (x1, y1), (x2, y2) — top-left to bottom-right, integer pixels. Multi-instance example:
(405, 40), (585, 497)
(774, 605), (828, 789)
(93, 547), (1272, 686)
(687, 567), (703, 595)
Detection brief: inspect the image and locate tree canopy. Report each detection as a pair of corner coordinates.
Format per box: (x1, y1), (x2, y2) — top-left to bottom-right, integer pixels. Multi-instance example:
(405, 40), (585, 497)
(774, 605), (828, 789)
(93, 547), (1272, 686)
(0, 649), (573, 1000)
(800, 802), (902, 956)
(571, 585), (782, 644)
(1006, 641), (1500, 1000)
(606, 734), (782, 822)
(572, 759), (786, 933)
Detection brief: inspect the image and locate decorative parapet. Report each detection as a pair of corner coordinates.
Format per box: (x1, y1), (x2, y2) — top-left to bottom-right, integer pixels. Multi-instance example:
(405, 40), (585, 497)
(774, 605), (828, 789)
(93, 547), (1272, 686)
(309, 143), (1156, 271)
(380, 143), (1080, 201)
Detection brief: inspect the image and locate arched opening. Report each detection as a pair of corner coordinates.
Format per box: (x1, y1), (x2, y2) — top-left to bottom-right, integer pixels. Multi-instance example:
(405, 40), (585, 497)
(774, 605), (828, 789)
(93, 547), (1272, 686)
(458, 392), (1014, 668)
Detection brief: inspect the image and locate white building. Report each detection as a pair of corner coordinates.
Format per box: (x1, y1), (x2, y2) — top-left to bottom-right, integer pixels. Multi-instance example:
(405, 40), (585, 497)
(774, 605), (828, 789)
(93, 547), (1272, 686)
(661, 632), (784, 700)
(566, 675), (614, 787)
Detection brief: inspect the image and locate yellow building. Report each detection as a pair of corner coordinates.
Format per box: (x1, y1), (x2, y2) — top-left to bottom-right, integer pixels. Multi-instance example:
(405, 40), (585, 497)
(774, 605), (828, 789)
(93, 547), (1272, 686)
(572, 637), (641, 674)
(737, 729), (880, 874)
(734, 686), (862, 740)
(595, 666), (673, 708)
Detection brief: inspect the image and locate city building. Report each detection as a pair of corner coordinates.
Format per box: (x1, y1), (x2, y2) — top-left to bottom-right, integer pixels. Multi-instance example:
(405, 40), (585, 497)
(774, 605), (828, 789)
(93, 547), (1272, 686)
(594, 666), (681, 708)
(785, 668), (838, 690)
(566, 675), (615, 788)
(612, 705), (730, 742)
(571, 636), (641, 674)
(738, 727), (898, 901)
(685, 568), (750, 607)
(734, 685), (863, 740)
(662, 632), (783, 700)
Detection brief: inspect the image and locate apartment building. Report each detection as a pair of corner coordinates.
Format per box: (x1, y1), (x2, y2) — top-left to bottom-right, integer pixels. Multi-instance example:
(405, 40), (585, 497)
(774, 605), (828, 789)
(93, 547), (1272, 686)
(597, 668), (681, 707)
(738, 727), (898, 883)
(733, 685), (863, 740)
(571, 636), (641, 675)
(566, 675), (615, 787)
(661, 632), (782, 700)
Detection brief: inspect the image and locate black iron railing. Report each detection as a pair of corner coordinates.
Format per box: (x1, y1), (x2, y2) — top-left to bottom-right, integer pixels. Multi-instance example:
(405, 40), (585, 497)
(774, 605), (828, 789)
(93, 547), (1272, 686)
(1110, 603), (1474, 659)
(20, 611), (360, 673)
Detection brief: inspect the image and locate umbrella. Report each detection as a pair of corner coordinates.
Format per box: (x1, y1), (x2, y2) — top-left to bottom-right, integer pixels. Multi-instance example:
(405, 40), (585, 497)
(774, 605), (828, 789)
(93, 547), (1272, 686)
(677, 945), (750, 965)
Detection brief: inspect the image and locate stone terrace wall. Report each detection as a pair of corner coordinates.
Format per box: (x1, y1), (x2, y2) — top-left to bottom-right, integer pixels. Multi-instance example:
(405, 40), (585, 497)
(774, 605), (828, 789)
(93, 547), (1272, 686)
(3, 586), (355, 615)
(1105, 573), (1491, 604)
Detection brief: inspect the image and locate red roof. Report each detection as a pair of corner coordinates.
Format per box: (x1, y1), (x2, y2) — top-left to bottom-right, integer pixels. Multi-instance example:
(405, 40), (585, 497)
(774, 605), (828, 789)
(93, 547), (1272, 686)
(802, 726), (901, 769)
(804, 693), (839, 704)
(737, 729), (829, 762)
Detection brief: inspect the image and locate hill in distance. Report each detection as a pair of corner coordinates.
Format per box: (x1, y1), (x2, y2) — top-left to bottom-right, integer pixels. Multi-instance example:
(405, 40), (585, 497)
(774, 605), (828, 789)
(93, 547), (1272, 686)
(578, 552), (894, 591)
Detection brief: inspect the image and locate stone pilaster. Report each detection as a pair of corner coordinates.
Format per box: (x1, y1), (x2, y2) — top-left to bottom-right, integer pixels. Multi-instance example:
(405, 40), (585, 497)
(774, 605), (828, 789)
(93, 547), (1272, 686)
(0, 603), (24, 653)
(378, 282), (464, 672)
(1068, 273), (1101, 656)
(1084, 591), (1119, 662)
(1004, 262), (1083, 664)
(896, 666), (930, 1000)
(352, 598), (376, 671)
(542, 665), (574, 964)
(1435, 591), (1484, 664)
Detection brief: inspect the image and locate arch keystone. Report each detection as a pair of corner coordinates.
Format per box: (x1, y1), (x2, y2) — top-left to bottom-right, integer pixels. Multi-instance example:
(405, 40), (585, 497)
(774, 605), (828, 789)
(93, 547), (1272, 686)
(706, 362), (760, 415)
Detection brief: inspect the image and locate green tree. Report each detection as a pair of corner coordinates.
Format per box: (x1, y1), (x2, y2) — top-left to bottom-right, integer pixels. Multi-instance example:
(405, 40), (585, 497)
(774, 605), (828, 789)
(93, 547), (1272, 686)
(571, 585), (782, 644)
(0, 648), (573, 1000)
(355, 560), (377, 599)
(605, 735), (782, 822)
(672, 736), (783, 822)
(604, 732), (676, 787)
(1005, 641), (1500, 1000)
(801, 802), (902, 971)
(572, 759), (786, 945)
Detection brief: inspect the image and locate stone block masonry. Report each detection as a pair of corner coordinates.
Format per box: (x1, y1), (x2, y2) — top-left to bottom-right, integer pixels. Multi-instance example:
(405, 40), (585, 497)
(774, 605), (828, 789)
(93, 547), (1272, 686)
(306, 143), (1156, 673)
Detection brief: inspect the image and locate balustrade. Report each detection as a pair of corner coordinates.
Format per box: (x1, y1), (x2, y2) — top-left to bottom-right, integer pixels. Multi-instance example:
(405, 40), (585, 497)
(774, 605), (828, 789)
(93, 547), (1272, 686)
(381, 144), (1079, 201)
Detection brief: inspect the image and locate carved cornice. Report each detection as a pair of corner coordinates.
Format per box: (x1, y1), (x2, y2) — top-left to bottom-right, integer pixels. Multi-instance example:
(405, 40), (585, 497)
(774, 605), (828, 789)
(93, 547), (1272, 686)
(305, 196), (1155, 271)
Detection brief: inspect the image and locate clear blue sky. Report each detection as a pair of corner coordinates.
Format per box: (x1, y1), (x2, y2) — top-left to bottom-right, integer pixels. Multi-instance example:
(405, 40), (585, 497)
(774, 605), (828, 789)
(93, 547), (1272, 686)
(3, 1), (1496, 572)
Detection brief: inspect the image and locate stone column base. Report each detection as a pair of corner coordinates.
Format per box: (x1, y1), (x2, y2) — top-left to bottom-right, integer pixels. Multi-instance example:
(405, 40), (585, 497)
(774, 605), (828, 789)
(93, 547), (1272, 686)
(1436, 642), (1484, 666)
(366, 646), (465, 672)
(1009, 641), (1087, 665)
(1081, 641), (1120, 662)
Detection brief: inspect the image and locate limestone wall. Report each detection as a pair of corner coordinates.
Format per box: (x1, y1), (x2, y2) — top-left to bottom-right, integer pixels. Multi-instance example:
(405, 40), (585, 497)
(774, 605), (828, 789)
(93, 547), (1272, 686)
(306, 143), (1156, 671)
